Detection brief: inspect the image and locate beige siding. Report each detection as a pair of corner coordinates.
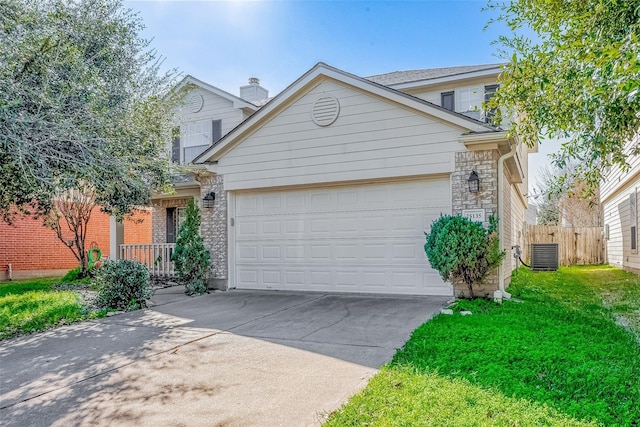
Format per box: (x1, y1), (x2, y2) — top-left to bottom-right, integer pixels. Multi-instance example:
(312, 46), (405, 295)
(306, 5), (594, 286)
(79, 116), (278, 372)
(602, 136), (640, 270)
(178, 87), (245, 136)
(604, 178), (640, 270)
(601, 137), (640, 202)
(509, 182), (526, 270)
(406, 78), (513, 129)
(502, 170), (513, 282)
(218, 80), (465, 190)
(501, 173), (527, 285)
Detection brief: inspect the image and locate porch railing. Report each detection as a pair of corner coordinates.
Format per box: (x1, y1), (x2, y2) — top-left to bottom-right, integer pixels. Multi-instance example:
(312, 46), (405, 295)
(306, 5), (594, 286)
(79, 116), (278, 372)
(119, 243), (176, 277)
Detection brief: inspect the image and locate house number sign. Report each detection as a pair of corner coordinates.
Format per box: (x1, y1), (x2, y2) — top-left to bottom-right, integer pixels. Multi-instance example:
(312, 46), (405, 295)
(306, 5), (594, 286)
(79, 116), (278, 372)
(462, 209), (486, 222)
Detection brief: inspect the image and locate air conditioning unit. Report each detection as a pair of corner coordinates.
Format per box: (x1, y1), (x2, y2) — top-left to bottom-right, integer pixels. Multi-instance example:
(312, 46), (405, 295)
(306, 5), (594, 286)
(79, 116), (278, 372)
(530, 243), (559, 271)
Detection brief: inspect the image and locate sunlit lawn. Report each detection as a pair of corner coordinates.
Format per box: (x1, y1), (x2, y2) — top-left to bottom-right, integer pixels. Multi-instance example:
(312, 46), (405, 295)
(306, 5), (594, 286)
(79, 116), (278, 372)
(326, 266), (640, 426)
(0, 277), (104, 340)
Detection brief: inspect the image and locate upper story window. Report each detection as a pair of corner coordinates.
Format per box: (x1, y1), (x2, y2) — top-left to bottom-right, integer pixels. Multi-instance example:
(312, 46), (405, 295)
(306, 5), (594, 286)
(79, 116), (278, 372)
(484, 84), (499, 124)
(176, 119), (223, 164)
(441, 91), (454, 111)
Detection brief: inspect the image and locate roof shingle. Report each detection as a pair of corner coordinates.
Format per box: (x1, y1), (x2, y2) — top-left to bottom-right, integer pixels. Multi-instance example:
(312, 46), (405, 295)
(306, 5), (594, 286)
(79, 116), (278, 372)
(366, 63), (503, 86)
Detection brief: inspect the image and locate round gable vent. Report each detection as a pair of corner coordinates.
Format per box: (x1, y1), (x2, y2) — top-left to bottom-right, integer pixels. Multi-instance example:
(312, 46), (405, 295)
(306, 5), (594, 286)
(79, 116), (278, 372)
(188, 93), (204, 113)
(312, 96), (340, 127)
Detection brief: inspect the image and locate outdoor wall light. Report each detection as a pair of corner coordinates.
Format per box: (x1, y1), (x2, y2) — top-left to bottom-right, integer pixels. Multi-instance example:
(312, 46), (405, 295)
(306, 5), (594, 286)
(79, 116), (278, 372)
(202, 191), (216, 208)
(468, 171), (480, 193)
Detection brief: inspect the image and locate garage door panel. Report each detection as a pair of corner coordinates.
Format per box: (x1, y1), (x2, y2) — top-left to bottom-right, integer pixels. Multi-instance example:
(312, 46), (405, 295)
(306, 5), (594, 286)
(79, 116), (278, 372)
(237, 239), (429, 265)
(234, 179), (452, 295)
(237, 211), (436, 239)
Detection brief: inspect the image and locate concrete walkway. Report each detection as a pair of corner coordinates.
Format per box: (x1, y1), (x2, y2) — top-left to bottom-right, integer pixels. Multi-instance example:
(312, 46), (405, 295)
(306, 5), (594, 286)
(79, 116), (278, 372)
(0, 288), (449, 426)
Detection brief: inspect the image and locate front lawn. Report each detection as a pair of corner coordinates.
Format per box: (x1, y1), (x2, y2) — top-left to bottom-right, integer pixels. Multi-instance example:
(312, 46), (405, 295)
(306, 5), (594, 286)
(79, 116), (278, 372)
(326, 266), (640, 426)
(0, 277), (105, 340)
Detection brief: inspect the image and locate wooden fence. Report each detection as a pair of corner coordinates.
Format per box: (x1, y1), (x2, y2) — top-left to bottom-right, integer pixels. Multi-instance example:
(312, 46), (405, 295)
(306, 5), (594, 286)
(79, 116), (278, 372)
(522, 224), (604, 266)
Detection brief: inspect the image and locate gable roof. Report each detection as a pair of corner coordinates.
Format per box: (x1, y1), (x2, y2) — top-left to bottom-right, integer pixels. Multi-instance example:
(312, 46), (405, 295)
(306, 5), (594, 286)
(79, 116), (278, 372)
(366, 63), (504, 87)
(175, 75), (259, 111)
(193, 62), (499, 164)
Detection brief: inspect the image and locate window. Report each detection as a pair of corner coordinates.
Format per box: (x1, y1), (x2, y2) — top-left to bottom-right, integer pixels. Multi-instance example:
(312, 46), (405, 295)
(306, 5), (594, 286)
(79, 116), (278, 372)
(484, 84), (499, 124)
(166, 208), (176, 243)
(180, 119), (222, 164)
(166, 207), (187, 243)
(441, 91), (454, 111)
(171, 127), (180, 163)
(212, 119), (222, 143)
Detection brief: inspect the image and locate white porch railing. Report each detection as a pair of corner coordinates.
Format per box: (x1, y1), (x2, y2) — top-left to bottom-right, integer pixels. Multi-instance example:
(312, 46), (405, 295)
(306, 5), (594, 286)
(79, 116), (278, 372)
(119, 244), (176, 277)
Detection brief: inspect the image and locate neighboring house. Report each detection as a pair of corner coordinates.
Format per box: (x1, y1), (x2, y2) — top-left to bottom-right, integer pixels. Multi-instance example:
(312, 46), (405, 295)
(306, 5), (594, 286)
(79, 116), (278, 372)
(601, 137), (640, 272)
(150, 62), (534, 297)
(0, 210), (150, 280)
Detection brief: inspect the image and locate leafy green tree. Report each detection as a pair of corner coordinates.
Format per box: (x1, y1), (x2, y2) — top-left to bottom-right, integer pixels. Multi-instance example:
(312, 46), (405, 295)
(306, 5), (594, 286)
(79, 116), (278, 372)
(0, 0), (181, 222)
(425, 215), (505, 298)
(172, 199), (211, 296)
(487, 0), (640, 190)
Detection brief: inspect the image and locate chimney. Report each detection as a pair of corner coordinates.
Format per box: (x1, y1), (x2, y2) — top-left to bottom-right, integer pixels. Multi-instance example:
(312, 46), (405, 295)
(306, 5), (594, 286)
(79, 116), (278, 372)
(240, 77), (268, 103)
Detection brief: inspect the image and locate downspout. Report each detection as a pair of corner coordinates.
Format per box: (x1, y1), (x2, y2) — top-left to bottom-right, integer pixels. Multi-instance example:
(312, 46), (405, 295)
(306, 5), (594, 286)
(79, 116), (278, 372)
(497, 140), (518, 299)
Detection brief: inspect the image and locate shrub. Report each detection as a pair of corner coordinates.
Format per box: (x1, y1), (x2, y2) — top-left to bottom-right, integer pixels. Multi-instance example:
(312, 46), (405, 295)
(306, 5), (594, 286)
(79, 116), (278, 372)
(94, 260), (152, 311)
(425, 215), (505, 298)
(61, 267), (83, 282)
(171, 198), (211, 295)
(61, 267), (93, 284)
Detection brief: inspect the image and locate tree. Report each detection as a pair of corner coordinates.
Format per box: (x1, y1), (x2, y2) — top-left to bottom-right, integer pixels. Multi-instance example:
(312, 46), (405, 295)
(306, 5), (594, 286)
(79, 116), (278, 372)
(171, 199), (211, 296)
(0, 0), (181, 222)
(424, 215), (505, 298)
(532, 163), (602, 227)
(487, 0), (640, 191)
(43, 184), (98, 277)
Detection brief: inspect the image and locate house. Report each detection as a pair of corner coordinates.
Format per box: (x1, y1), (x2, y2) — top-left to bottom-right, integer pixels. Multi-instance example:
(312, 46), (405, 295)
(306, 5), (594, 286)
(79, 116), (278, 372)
(601, 136), (640, 272)
(149, 62), (533, 297)
(0, 210), (150, 280)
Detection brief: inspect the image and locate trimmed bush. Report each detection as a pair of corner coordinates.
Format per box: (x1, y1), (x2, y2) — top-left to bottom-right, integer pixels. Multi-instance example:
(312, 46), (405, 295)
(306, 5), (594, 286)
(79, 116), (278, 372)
(171, 198), (211, 295)
(94, 260), (152, 311)
(425, 215), (505, 298)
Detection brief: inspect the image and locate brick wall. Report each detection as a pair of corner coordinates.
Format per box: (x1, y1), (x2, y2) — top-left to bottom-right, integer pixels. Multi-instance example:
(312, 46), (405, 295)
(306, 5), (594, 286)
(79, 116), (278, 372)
(123, 209), (153, 244)
(0, 208), (151, 280)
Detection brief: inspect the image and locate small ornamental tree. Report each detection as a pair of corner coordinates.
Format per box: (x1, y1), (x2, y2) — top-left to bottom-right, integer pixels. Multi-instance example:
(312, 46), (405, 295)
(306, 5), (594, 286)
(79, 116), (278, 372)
(171, 198), (211, 295)
(424, 215), (505, 298)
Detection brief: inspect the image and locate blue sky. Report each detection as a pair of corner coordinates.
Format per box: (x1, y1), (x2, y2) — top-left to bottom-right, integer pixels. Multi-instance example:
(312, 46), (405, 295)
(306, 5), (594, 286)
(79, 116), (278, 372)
(125, 1), (508, 95)
(124, 0), (555, 192)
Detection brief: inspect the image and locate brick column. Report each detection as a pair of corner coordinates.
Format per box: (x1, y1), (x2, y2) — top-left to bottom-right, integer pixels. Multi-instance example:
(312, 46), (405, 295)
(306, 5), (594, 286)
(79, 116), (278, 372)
(198, 175), (228, 290)
(452, 149), (500, 297)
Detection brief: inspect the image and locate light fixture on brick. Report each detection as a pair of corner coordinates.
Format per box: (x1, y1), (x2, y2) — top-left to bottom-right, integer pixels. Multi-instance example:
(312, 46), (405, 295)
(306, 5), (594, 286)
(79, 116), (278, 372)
(202, 192), (215, 208)
(468, 170), (480, 193)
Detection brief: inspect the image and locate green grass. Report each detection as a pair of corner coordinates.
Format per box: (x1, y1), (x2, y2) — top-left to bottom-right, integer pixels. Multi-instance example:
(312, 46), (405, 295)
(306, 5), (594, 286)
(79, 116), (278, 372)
(0, 277), (104, 340)
(325, 266), (640, 426)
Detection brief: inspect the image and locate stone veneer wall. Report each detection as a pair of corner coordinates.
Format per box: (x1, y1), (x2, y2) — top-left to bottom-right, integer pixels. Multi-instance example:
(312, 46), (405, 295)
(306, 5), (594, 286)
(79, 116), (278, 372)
(151, 198), (191, 244)
(198, 175), (228, 290)
(452, 149), (500, 297)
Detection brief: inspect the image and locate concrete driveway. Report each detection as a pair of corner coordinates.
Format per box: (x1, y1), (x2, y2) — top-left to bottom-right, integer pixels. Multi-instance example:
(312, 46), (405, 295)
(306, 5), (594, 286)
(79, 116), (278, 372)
(0, 288), (448, 426)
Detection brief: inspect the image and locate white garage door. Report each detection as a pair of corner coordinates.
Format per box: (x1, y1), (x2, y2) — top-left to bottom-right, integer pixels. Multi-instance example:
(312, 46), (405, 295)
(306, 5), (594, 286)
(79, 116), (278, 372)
(233, 178), (452, 295)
